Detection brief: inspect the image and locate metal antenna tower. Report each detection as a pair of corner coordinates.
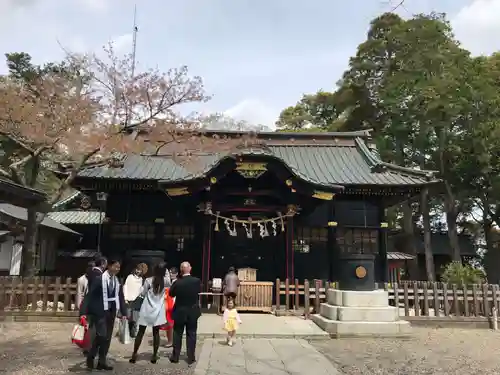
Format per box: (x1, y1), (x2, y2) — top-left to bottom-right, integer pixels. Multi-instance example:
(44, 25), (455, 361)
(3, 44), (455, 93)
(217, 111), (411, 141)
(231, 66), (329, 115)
(131, 4), (138, 78)
(124, 4), (139, 130)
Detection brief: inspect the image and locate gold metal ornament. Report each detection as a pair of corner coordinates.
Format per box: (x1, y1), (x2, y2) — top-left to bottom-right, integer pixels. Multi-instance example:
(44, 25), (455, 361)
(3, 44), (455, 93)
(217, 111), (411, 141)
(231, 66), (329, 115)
(355, 266), (367, 279)
(312, 191), (335, 200)
(235, 162), (267, 179)
(166, 187), (189, 196)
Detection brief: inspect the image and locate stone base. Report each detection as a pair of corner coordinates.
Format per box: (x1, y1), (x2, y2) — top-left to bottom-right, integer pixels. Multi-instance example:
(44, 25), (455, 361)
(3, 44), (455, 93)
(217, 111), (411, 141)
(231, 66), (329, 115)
(327, 289), (389, 307)
(312, 314), (412, 337)
(320, 303), (399, 322)
(313, 289), (412, 338)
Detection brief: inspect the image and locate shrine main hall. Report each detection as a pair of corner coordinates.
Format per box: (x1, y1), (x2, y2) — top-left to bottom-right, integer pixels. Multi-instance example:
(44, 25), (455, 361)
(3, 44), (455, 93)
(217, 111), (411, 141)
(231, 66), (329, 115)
(60, 129), (436, 289)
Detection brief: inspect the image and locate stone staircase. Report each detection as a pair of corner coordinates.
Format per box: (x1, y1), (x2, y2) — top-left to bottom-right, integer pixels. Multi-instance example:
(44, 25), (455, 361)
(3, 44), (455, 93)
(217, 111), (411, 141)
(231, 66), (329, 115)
(312, 289), (412, 338)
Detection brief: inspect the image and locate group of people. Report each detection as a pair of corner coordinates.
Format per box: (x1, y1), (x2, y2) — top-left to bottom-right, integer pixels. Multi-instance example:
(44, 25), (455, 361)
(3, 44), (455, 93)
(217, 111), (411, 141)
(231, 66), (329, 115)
(76, 257), (202, 371)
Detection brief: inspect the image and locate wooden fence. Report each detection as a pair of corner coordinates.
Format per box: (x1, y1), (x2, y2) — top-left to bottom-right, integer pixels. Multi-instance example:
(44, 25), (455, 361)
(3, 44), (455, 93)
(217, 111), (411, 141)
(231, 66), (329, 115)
(0, 277), (78, 316)
(275, 279), (500, 322)
(2, 277), (500, 324)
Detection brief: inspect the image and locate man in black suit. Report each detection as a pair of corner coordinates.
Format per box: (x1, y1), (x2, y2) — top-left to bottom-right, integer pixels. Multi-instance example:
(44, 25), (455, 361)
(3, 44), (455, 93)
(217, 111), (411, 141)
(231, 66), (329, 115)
(168, 261), (201, 365)
(87, 256), (106, 289)
(80, 259), (127, 371)
(81, 256), (107, 357)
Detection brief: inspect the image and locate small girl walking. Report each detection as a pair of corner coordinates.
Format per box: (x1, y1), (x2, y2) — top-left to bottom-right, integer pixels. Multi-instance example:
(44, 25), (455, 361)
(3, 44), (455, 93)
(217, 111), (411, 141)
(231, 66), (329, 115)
(223, 298), (242, 346)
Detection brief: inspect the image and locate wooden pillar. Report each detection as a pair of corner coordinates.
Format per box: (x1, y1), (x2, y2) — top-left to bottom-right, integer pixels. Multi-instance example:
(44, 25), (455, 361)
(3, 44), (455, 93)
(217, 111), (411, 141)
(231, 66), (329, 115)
(378, 208), (389, 283)
(201, 216), (212, 292)
(154, 220), (164, 251)
(285, 217), (294, 281)
(327, 227), (339, 282)
(327, 200), (338, 282)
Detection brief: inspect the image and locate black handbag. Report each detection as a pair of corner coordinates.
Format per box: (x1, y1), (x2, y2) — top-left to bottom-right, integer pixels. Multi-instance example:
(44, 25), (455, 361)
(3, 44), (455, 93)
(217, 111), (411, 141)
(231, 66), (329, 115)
(130, 278), (145, 311)
(130, 296), (143, 311)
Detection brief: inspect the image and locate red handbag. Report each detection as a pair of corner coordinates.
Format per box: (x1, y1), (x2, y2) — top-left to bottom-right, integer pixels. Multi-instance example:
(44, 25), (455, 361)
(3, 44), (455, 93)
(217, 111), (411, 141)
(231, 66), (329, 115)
(72, 316), (90, 348)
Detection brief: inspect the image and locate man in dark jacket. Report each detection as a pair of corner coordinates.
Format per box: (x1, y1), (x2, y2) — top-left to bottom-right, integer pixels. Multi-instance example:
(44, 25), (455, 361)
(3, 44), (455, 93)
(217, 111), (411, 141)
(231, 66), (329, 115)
(81, 256), (107, 357)
(80, 258), (127, 371)
(87, 256), (107, 289)
(168, 261), (201, 365)
(223, 266), (240, 300)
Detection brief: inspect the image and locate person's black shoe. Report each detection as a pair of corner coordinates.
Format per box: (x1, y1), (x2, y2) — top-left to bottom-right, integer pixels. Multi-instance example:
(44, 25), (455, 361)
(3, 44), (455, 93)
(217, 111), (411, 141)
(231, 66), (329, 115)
(150, 355), (159, 364)
(187, 358), (196, 366)
(96, 363), (113, 371)
(129, 354), (137, 364)
(169, 357), (179, 364)
(85, 357), (94, 371)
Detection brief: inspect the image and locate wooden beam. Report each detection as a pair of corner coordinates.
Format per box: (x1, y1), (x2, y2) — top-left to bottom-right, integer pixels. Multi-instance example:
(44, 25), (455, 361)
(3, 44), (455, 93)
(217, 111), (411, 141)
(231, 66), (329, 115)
(223, 190), (280, 196)
(212, 205), (285, 213)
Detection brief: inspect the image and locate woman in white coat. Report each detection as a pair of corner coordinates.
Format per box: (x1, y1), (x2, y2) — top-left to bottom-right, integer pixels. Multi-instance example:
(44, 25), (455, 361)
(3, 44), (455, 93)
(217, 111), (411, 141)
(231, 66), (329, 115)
(123, 263), (147, 337)
(129, 262), (171, 364)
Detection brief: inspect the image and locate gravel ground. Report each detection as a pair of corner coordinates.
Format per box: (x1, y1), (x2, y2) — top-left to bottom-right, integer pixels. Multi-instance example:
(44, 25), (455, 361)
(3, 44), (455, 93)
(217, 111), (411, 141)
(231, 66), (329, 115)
(311, 326), (500, 375)
(0, 322), (195, 375)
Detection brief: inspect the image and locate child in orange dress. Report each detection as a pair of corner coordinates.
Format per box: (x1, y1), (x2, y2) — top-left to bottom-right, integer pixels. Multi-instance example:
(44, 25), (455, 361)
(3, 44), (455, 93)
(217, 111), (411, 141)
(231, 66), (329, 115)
(161, 267), (177, 347)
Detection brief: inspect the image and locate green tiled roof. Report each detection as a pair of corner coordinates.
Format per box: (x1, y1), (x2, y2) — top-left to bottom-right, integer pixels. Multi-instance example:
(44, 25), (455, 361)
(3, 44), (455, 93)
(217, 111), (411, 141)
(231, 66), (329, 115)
(0, 203), (80, 235)
(52, 191), (81, 209)
(48, 210), (104, 225)
(77, 136), (435, 187)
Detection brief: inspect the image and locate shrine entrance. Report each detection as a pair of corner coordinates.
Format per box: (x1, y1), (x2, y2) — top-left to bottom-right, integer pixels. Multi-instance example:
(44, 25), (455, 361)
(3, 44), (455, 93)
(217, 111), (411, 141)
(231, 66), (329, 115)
(211, 222), (286, 281)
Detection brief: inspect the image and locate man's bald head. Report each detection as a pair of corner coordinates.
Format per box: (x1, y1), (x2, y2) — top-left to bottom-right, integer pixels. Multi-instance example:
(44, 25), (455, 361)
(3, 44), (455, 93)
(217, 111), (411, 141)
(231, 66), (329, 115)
(180, 261), (191, 275)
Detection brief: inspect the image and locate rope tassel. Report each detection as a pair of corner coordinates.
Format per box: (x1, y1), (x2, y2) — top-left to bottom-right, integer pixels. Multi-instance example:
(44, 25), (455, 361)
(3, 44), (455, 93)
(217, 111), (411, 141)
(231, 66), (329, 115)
(214, 214), (220, 231)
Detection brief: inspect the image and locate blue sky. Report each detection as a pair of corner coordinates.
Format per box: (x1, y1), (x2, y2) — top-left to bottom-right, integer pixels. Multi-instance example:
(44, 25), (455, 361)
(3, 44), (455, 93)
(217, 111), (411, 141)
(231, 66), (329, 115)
(1, 0), (499, 128)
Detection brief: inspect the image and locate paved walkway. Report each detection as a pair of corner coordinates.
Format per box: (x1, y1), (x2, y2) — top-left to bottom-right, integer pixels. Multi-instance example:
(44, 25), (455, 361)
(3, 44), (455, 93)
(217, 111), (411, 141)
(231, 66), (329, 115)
(194, 338), (340, 375)
(197, 314), (329, 339)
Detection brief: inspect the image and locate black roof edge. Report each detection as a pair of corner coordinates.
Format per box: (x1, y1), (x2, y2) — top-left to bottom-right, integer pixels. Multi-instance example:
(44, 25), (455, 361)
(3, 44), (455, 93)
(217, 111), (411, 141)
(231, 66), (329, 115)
(134, 128), (373, 139)
(354, 138), (439, 182)
(199, 128), (372, 139)
(53, 191), (82, 209)
(0, 178), (47, 205)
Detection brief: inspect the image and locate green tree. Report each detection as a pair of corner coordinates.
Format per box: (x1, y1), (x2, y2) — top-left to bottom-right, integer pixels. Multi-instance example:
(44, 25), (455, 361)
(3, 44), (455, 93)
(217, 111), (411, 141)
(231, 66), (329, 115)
(441, 261), (485, 285)
(276, 91), (343, 131)
(277, 12), (484, 280)
(459, 54), (500, 282)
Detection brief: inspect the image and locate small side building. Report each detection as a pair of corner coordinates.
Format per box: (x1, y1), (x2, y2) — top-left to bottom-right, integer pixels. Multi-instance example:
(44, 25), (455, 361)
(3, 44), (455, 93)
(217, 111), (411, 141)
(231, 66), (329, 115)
(0, 180), (80, 275)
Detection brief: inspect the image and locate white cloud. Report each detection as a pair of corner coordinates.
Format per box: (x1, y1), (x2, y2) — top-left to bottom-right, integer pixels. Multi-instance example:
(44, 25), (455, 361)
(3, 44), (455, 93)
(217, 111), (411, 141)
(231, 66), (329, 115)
(76, 0), (109, 12)
(224, 99), (279, 129)
(66, 36), (87, 53)
(0, 0), (36, 9)
(55, 33), (133, 57)
(452, 0), (500, 56)
(111, 33), (133, 54)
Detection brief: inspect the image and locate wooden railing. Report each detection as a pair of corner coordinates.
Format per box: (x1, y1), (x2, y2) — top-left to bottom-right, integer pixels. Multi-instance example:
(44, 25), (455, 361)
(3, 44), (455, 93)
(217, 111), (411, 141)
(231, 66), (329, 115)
(2, 277), (500, 324)
(387, 281), (500, 318)
(276, 279), (500, 321)
(0, 276), (78, 315)
(275, 278), (333, 318)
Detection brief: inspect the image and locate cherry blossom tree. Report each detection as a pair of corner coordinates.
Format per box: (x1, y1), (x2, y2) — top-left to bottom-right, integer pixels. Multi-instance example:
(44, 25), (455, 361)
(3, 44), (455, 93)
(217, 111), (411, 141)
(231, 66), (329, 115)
(0, 44), (236, 275)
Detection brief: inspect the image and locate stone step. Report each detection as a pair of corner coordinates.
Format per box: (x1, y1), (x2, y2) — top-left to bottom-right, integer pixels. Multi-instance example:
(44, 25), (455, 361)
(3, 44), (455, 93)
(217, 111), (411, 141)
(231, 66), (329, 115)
(327, 289), (389, 307)
(311, 314), (412, 338)
(320, 303), (399, 322)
